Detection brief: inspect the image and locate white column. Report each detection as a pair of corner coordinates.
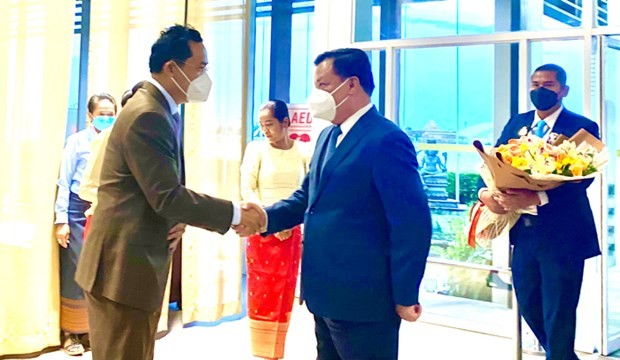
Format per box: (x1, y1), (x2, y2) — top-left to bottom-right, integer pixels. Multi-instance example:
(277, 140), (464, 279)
(313, 0), (355, 54)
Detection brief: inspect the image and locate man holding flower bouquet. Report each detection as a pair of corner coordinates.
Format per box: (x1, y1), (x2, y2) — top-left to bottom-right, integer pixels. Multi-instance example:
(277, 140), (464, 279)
(479, 64), (600, 360)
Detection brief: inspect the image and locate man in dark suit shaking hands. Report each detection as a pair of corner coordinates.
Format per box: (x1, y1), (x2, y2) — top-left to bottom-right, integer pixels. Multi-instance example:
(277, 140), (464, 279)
(238, 48), (432, 360)
(75, 25), (264, 360)
(479, 64), (600, 360)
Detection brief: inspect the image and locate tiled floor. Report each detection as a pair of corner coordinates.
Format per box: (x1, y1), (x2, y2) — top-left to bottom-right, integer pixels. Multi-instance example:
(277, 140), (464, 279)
(7, 303), (620, 360)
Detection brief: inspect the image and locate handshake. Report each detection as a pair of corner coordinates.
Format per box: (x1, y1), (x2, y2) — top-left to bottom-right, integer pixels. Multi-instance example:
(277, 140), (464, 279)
(233, 202), (267, 237)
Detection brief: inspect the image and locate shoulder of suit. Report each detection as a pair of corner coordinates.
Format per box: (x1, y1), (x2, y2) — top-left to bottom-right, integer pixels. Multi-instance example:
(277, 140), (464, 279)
(514, 110), (535, 120)
(561, 108), (594, 124)
(127, 88), (168, 115)
(370, 113), (404, 135)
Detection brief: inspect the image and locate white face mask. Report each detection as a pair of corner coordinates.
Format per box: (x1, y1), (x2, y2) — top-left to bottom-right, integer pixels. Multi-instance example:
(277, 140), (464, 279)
(306, 78), (351, 121)
(171, 62), (213, 103)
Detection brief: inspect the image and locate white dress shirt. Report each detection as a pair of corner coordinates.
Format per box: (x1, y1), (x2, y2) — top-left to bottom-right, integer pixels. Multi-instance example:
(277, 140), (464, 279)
(336, 102), (373, 147)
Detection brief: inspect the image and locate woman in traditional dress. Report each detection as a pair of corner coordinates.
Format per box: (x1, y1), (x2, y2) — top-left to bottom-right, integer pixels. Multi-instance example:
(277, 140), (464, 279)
(54, 93), (117, 355)
(241, 100), (308, 359)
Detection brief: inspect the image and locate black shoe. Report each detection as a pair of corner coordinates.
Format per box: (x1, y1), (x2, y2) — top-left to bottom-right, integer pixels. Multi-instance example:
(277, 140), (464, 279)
(79, 333), (90, 351)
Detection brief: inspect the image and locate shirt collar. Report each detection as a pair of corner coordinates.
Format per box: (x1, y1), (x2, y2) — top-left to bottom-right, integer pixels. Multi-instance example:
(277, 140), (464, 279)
(339, 102), (373, 138)
(148, 77), (179, 116)
(533, 104), (564, 131)
(86, 125), (98, 140)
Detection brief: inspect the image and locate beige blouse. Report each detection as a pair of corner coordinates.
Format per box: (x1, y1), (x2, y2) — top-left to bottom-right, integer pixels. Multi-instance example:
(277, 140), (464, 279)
(240, 140), (309, 206)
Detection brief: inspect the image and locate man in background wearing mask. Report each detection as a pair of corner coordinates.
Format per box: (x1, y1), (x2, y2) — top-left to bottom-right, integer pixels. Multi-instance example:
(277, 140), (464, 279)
(76, 25), (265, 360)
(237, 48), (432, 359)
(479, 64), (600, 360)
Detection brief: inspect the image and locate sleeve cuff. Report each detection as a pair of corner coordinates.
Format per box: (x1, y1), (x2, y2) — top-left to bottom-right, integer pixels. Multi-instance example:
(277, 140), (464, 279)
(537, 191), (549, 206)
(231, 203), (241, 226)
(477, 187), (488, 200)
(54, 213), (68, 224)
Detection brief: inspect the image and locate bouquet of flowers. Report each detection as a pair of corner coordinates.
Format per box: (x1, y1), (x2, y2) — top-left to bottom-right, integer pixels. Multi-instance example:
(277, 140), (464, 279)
(467, 128), (607, 246)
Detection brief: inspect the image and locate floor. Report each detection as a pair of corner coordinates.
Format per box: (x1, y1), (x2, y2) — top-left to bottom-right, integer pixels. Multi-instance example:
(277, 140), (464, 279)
(7, 303), (620, 360)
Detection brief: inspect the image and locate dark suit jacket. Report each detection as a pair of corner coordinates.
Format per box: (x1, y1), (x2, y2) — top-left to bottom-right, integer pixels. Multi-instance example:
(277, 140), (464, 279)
(494, 108), (601, 261)
(76, 82), (233, 312)
(265, 106), (432, 322)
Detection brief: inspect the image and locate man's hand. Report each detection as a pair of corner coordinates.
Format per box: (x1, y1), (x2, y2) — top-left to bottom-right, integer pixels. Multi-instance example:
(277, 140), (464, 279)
(274, 229), (292, 241)
(55, 224), (70, 248)
(396, 304), (422, 322)
(493, 188), (540, 212)
(167, 223), (186, 253)
(233, 202), (266, 237)
(479, 190), (508, 214)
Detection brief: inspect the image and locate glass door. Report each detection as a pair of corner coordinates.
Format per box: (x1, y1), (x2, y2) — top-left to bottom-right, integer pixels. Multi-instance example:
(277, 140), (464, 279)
(602, 34), (620, 356)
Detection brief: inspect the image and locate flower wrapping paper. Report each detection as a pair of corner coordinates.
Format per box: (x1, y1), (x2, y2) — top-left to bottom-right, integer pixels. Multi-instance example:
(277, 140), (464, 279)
(467, 128), (607, 245)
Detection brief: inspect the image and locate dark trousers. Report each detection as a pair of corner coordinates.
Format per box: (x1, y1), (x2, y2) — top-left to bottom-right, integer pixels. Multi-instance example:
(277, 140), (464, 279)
(512, 244), (584, 360)
(314, 315), (401, 360)
(85, 292), (161, 360)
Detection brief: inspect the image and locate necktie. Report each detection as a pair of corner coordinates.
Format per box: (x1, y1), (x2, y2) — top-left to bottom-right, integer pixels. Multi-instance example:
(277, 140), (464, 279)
(172, 112), (185, 184)
(320, 125), (342, 175)
(534, 119), (549, 138)
(172, 112), (183, 142)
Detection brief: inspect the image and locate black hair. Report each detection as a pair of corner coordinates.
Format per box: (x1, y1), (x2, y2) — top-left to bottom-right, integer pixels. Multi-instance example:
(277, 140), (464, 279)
(314, 48), (375, 96)
(260, 100), (289, 123)
(149, 24), (203, 73)
(87, 93), (117, 114)
(534, 64), (567, 87)
(121, 80), (146, 107)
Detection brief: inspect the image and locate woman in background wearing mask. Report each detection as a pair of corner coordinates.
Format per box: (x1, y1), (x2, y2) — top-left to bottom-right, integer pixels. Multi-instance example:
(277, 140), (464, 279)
(79, 81), (145, 240)
(240, 100), (308, 360)
(53, 93), (117, 356)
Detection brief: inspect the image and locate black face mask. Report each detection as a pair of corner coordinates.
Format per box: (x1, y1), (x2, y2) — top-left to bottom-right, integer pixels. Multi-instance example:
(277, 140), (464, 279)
(530, 87), (559, 111)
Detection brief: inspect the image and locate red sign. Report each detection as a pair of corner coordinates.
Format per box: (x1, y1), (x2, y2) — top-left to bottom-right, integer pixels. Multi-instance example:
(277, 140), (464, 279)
(288, 104), (313, 143)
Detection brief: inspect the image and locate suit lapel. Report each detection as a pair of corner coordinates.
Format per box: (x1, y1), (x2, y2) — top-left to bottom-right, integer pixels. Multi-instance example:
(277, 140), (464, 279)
(309, 130), (330, 206)
(550, 108), (571, 136)
(142, 82), (184, 183)
(518, 112), (535, 137)
(309, 108), (376, 207)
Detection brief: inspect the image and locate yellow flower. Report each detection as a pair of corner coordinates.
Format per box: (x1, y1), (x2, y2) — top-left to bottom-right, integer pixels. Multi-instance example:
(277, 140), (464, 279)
(494, 134), (601, 178)
(511, 157), (528, 170)
(572, 165), (584, 176)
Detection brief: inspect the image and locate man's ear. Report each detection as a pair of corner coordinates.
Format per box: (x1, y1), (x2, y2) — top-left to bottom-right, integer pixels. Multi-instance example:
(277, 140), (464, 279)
(283, 117), (290, 128)
(349, 76), (361, 94)
(162, 60), (177, 77)
(559, 85), (570, 98)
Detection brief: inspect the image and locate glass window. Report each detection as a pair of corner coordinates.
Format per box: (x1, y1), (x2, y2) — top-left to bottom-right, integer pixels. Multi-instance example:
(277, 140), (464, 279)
(597, 0), (612, 27)
(289, 11), (314, 104)
(520, 0), (607, 30)
(250, 1), (315, 140)
(252, 14), (271, 139)
(395, 44), (514, 313)
(65, 33), (82, 138)
(603, 34), (620, 346)
(530, 39), (584, 115)
(369, 50), (385, 116)
(354, 0), (495, 41)
(65, 1), (84, 138)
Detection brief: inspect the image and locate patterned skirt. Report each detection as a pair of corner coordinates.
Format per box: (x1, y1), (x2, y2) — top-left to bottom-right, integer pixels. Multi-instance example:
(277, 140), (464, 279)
(59, 192), (90, 334)
(246, 226), (302, 359)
